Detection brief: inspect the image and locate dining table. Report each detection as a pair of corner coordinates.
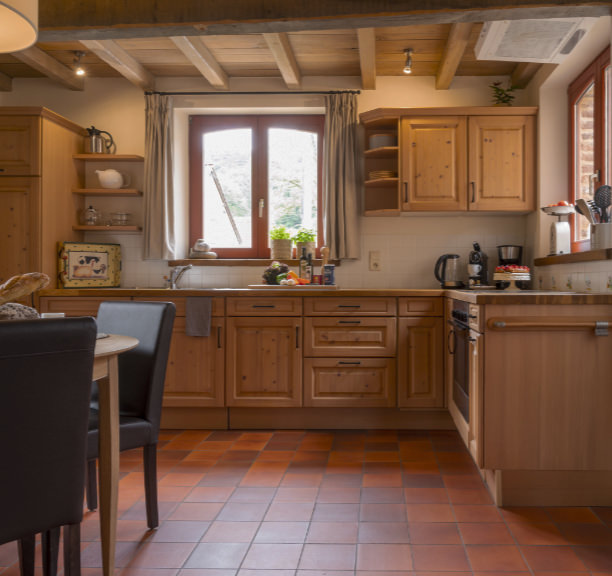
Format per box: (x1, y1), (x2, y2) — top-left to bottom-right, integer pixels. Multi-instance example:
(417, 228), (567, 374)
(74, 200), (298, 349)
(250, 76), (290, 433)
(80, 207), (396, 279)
(92, 333), (139, 576)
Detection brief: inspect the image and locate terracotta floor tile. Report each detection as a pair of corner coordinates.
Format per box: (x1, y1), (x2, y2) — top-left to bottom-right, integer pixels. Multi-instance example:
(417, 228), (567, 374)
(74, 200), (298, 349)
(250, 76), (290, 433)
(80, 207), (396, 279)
(168, 502), (223, 522)
(274, 486), (319, 502)
(453, 505), (503, 523)
(122, 542), (196, 569)
(201, 521), (259, 543)
(402, 460), (440, 474)
(573, 545), (612, 572)
(227, 486), (275, 502)
(412, 544), (470, 571)
(239, 461), (288, 486)
(546, 507), (603, 524)
(361, 487), (404, 503)
(356, 543), (413, 571)
(558, 522), (612, 545)
(280, 472), (324, 487)
(405, 503), (455, 523)
(115, 520), (152, 541)
(221, 450), (260, 461)
(293, 450), (329, 463)
(254, 521), (309, 543)
(521, 545), (587, 572)
(265, 501), (315, 521)
(312, 503), (360, 522)
(443, 474), (485, 490)
(321, 473), (363, 487)
(459, 522), (515, 545)
(593, 506), (612, 525)
(215, 502), (268, 522)
(403, 487), (448, 503)
(360, 503), (407, 522)
(298, 543), (356, 570)
(362, 472), (403, 487)
(184, 542), (249, 569)
(159, 472), (206, 487)
(230, 440), (268, 451)
(184, 486), (235, 503)
(317, 486), (361, 503)
(329, 451), (366, 463)
(325, 462), (364, 475)
(447, 487), (493, 505)
(306, 521), (359, 544)
(408, 522), (462, 545)
(358, 522), (411, 543)
(364, 451), (400, 462)
(402, 474), (445, 488)
(242, 543), (303, 570)
(148, 521), (210, 543)
(466, 545), (529, 571)
(255, 450), (294, 461)
(508, 521), (568, 545)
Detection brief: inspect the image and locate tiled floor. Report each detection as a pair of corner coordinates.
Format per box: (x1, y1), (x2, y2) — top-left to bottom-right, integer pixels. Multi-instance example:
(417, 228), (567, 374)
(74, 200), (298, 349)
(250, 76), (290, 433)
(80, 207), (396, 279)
(2, 429), (612, 575)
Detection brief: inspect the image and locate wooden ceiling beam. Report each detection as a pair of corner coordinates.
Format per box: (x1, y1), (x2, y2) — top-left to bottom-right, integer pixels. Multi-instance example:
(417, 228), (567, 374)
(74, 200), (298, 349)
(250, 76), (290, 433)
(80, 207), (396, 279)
(12, 47), (84, 90)
(263, 32), (301, 89)
(435, 22), (473, 90)
(0, 71), (12, 92)
(171, 36), (229, 90)
(357, 28), (376, 90)
(81, 39), (155, 90)
(511, 62), (544, 89)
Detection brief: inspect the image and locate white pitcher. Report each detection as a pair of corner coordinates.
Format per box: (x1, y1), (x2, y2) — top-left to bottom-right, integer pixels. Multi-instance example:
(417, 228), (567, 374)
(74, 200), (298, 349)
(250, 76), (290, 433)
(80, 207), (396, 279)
(95, 169), (131, 189)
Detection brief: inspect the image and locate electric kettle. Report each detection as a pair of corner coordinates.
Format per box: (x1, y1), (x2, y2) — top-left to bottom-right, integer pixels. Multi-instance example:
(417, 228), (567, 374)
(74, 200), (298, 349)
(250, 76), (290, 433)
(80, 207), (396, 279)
(434, 253), (463, 288)
(85, 126), (115, 154)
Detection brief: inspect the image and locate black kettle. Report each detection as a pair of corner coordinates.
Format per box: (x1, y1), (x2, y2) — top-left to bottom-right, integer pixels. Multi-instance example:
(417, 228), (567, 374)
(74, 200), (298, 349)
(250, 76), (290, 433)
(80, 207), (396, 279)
(85, 126), (114, 154)
(434, 254), (463, 288)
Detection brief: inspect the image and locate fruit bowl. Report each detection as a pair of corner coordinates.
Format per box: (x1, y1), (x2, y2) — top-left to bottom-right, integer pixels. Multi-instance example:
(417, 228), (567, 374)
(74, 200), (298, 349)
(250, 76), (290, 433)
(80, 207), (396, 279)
(541, 205), (574, 216)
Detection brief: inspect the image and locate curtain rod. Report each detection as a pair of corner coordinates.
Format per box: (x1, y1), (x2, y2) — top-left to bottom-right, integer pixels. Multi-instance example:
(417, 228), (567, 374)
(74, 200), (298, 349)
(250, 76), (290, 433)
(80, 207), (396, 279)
(145, 89), (360, 96)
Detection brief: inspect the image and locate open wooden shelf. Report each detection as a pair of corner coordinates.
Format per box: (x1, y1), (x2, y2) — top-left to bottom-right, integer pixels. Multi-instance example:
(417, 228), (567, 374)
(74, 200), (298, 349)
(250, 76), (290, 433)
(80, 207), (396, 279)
(365, 178), (399, 187)
(364, 146), (398, 158)
(72, 188), (142, 196)
(73, 225), (142, 232)
(73, 154), (144, 161)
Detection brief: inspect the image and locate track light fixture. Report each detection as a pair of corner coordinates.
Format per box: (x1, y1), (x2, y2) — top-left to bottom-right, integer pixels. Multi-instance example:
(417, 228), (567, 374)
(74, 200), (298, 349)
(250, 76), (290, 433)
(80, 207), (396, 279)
(403, 48), (413, 74)
(73, 50), (85, 76)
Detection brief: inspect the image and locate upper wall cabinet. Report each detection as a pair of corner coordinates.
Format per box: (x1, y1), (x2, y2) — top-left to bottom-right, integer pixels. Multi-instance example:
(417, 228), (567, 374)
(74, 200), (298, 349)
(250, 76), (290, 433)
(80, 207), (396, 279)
(0, 116), (41, 176)
(360, 107), (537, 215)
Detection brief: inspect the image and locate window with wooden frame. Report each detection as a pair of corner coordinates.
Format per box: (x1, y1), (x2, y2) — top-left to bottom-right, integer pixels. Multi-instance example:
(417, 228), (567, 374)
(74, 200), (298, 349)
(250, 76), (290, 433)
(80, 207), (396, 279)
(568, 46), (611, 251)
(189, 115), (324, 259)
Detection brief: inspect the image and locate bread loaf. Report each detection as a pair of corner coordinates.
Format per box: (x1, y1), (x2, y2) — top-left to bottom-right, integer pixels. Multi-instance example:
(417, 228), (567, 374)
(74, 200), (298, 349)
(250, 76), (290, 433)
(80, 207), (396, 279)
(0, 272), (50, 305)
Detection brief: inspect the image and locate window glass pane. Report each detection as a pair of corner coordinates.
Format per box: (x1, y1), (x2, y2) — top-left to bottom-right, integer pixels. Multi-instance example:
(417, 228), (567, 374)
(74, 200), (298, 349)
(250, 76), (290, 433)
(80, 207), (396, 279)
(268, 128), (318, 242)
(202, 128), (252, 248)
(606, 64), (611, 184)
(574, 82), (596, 242)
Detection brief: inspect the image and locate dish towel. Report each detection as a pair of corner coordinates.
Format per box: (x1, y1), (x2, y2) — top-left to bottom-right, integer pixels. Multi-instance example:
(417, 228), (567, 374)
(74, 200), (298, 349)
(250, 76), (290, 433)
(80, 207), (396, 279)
(185, 297), (212, 337)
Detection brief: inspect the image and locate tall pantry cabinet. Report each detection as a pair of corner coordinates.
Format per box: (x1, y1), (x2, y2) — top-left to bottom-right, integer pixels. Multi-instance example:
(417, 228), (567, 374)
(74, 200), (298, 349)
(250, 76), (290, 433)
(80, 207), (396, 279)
(0, 108), (84, 288)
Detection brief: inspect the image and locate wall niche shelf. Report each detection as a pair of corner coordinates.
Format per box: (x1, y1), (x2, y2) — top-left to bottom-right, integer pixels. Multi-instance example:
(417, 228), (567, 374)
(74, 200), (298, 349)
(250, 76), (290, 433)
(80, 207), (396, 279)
(72, 188), (142, 197)
(73, 154), (144, 162)
(73, 225), (142, 232)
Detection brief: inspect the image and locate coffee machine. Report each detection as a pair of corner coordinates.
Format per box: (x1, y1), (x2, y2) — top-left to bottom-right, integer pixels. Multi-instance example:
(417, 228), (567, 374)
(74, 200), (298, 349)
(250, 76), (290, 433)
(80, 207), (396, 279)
(467, 242), (488, 287)
(497, 244), (523, 266)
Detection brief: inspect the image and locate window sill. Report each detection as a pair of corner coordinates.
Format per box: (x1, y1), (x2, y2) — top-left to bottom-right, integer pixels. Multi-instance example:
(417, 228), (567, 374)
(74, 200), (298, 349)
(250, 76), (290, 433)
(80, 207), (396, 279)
(168, 259), (340, 267)
(534, 249), (612, 267)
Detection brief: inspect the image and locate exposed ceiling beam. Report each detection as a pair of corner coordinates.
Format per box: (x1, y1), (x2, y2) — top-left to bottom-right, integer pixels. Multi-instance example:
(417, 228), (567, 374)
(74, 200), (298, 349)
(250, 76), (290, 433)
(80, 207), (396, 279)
(81, 39), (155, 90)
(171, 36), (229, 90)
(11, 47), (84, 90)
(436, 22), (473, 90)
(357, 28), (376, 90)
(0, 71), (12, 92)
(38, 3), (610, 41)
(511, 62), (544, 89)
(263, 32), (301, 90)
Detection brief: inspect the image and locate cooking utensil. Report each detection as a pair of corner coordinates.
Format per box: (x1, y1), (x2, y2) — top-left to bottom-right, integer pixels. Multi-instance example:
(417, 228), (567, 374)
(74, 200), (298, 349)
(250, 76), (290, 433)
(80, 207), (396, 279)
(576, 198), (598, 224)
(594, 185), (611, 223)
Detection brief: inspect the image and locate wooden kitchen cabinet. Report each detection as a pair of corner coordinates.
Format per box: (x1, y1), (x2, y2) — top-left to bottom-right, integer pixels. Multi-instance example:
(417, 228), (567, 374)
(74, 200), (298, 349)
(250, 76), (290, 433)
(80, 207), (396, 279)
(0, 108), (83, 287)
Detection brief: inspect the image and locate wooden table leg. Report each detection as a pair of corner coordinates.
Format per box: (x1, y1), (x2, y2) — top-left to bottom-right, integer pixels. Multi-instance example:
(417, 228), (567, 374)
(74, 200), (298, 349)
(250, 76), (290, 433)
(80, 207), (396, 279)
(97, 355), (120, 576)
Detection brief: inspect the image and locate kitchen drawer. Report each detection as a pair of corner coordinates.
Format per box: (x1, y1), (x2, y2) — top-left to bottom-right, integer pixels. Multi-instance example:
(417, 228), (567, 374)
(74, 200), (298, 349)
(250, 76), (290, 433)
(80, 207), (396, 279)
(304, 297), (396, 316)
(133, 296), (224, 317)
(304, 317), (396, 357)
(38, 296), (129, 316)
(398, 297), (443, 317)
(304, 357), (396, 407)
(226, 297), (302, 316)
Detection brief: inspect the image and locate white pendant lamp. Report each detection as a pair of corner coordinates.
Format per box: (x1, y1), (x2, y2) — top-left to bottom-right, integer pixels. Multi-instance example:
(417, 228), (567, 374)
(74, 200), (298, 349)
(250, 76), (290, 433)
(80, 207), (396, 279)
(0, 0), (38, 53)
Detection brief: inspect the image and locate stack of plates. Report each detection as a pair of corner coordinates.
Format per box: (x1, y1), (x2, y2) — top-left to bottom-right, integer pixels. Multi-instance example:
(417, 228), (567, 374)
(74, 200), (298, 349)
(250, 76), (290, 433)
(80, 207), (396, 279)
(368, 170), (397, 180)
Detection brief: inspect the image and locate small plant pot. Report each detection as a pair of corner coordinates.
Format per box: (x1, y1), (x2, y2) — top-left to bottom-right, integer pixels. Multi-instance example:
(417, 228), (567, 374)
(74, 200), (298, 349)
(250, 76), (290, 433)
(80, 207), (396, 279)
(296, 241), (316, 259)
(270, 239), (292, 260)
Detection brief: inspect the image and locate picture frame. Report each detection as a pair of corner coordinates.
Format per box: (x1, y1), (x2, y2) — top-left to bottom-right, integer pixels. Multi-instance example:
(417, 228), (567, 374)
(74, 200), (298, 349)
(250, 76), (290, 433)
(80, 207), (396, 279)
(58, 241), (121, 288)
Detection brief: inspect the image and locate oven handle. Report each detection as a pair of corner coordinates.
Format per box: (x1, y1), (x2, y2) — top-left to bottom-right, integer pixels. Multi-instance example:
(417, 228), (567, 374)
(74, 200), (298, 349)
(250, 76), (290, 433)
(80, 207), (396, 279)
(447, 328), (456, 355)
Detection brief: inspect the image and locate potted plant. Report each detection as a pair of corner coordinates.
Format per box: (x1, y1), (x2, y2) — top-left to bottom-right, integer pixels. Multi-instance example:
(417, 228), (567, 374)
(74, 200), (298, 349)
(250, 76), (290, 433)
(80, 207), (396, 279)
(292, 227), (316, 259)
(269, 225), (292, 259)
(489, 81), (516, 106)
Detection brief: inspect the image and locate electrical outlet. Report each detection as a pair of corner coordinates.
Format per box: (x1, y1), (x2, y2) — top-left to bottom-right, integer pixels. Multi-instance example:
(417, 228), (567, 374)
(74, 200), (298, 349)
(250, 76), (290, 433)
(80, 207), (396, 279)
(369, 250), (381, 271)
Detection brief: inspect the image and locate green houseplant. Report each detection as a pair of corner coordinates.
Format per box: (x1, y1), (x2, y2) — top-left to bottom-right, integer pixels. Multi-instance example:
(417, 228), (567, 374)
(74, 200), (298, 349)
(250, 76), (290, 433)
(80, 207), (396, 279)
(269, 225), (292, 259)
(489, 82), (516, 106)
(292, 227), (316, 259)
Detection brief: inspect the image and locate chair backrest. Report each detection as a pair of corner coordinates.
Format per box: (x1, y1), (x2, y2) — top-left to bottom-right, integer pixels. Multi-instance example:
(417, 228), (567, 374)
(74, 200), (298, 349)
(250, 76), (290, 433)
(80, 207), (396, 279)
(95, 301), (176, 435)
(0, 317), (97, 544)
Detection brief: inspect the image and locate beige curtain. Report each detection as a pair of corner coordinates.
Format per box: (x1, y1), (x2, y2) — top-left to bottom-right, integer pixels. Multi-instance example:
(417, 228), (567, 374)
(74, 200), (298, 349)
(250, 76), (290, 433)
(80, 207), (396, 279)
(323, 93), (361, 260)
(143, 93), (176, 260)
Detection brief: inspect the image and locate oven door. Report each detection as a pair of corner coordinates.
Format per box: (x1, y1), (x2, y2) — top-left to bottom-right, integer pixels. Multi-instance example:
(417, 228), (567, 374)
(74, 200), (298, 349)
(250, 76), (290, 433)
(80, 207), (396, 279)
(449, 319), (470, 423)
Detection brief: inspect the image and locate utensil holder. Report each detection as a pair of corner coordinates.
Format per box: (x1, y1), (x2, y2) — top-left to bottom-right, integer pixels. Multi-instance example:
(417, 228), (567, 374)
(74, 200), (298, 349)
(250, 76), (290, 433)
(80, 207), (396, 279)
(591, 223), (612, 250)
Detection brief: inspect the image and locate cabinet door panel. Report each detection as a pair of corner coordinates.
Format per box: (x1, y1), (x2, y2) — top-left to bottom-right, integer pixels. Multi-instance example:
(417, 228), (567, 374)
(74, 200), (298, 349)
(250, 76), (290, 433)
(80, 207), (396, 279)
(304, 358), (396, 407)
(226, 317), (302, 406)
(401, 117), (467, 211)
(468, 115), (535, 211)
(164, 317), (225, 407)
(398, 317), (444, 407)
(0, 116), (40, 175)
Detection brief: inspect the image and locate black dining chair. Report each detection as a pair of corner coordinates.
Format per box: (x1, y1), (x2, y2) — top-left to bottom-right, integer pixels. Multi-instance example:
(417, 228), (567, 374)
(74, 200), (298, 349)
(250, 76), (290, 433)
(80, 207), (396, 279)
(86, 300), (176, 529)
(0, 317), (97, 576)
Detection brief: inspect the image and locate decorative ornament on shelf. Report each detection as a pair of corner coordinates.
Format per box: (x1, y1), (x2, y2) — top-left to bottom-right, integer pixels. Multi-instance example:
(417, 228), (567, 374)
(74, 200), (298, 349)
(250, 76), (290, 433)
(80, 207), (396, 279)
(489, 81), (516, 106)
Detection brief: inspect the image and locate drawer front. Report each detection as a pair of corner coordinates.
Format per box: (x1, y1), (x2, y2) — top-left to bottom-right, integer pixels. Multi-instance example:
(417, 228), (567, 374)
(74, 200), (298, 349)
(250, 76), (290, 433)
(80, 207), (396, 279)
(133, 296), (224, 317)
(226, 297), (302, 316)
(304, 357), (396, 407)
(304, 297), (396, 316)
(304, 317), (396, 357)
(38, 296), (129, 316)
(398, 297), (443, 317)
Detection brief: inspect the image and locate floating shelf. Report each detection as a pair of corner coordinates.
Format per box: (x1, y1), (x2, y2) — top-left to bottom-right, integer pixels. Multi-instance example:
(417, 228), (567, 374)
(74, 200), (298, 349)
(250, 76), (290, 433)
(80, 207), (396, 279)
(73, 154), (144, 162)
(363, 208), (401, 217)
(365, 178), (399, 187)
(364, 146), (399, 158)
(73, 225), (142, 232)
(72, 188), (142, 196)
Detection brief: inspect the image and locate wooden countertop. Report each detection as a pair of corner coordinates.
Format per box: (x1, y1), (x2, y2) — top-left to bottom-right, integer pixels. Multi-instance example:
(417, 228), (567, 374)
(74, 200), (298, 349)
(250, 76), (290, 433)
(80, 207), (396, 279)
(37, 287), (612, 304)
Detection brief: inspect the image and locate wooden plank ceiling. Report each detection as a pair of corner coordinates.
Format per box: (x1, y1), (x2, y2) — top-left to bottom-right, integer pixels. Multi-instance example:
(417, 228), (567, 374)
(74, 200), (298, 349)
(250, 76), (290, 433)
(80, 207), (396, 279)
(0, 0), (608, 92)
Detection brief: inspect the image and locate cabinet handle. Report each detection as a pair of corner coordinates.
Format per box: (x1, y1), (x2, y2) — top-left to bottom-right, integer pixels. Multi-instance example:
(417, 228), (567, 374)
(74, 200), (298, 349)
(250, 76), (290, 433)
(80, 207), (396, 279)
(470, 181), (475, 203)
(253, 304), (275, 309)
(338, 320), (361, 324)
(217, 325), (222, 349)
(296, 326), (300, 349)
(338, 361), (361, 365)
(338, 305), (360, 308)
(447, 328), (456, 354)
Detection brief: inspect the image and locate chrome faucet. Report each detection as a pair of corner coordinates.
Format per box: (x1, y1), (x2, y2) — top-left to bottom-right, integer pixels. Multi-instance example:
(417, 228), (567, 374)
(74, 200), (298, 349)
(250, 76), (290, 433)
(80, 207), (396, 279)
(170, 264), (192, 289)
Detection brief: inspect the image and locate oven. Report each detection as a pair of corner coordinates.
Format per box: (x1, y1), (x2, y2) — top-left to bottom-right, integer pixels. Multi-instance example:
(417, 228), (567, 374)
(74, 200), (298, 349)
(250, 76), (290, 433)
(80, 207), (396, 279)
(448, 300), (472, 423)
